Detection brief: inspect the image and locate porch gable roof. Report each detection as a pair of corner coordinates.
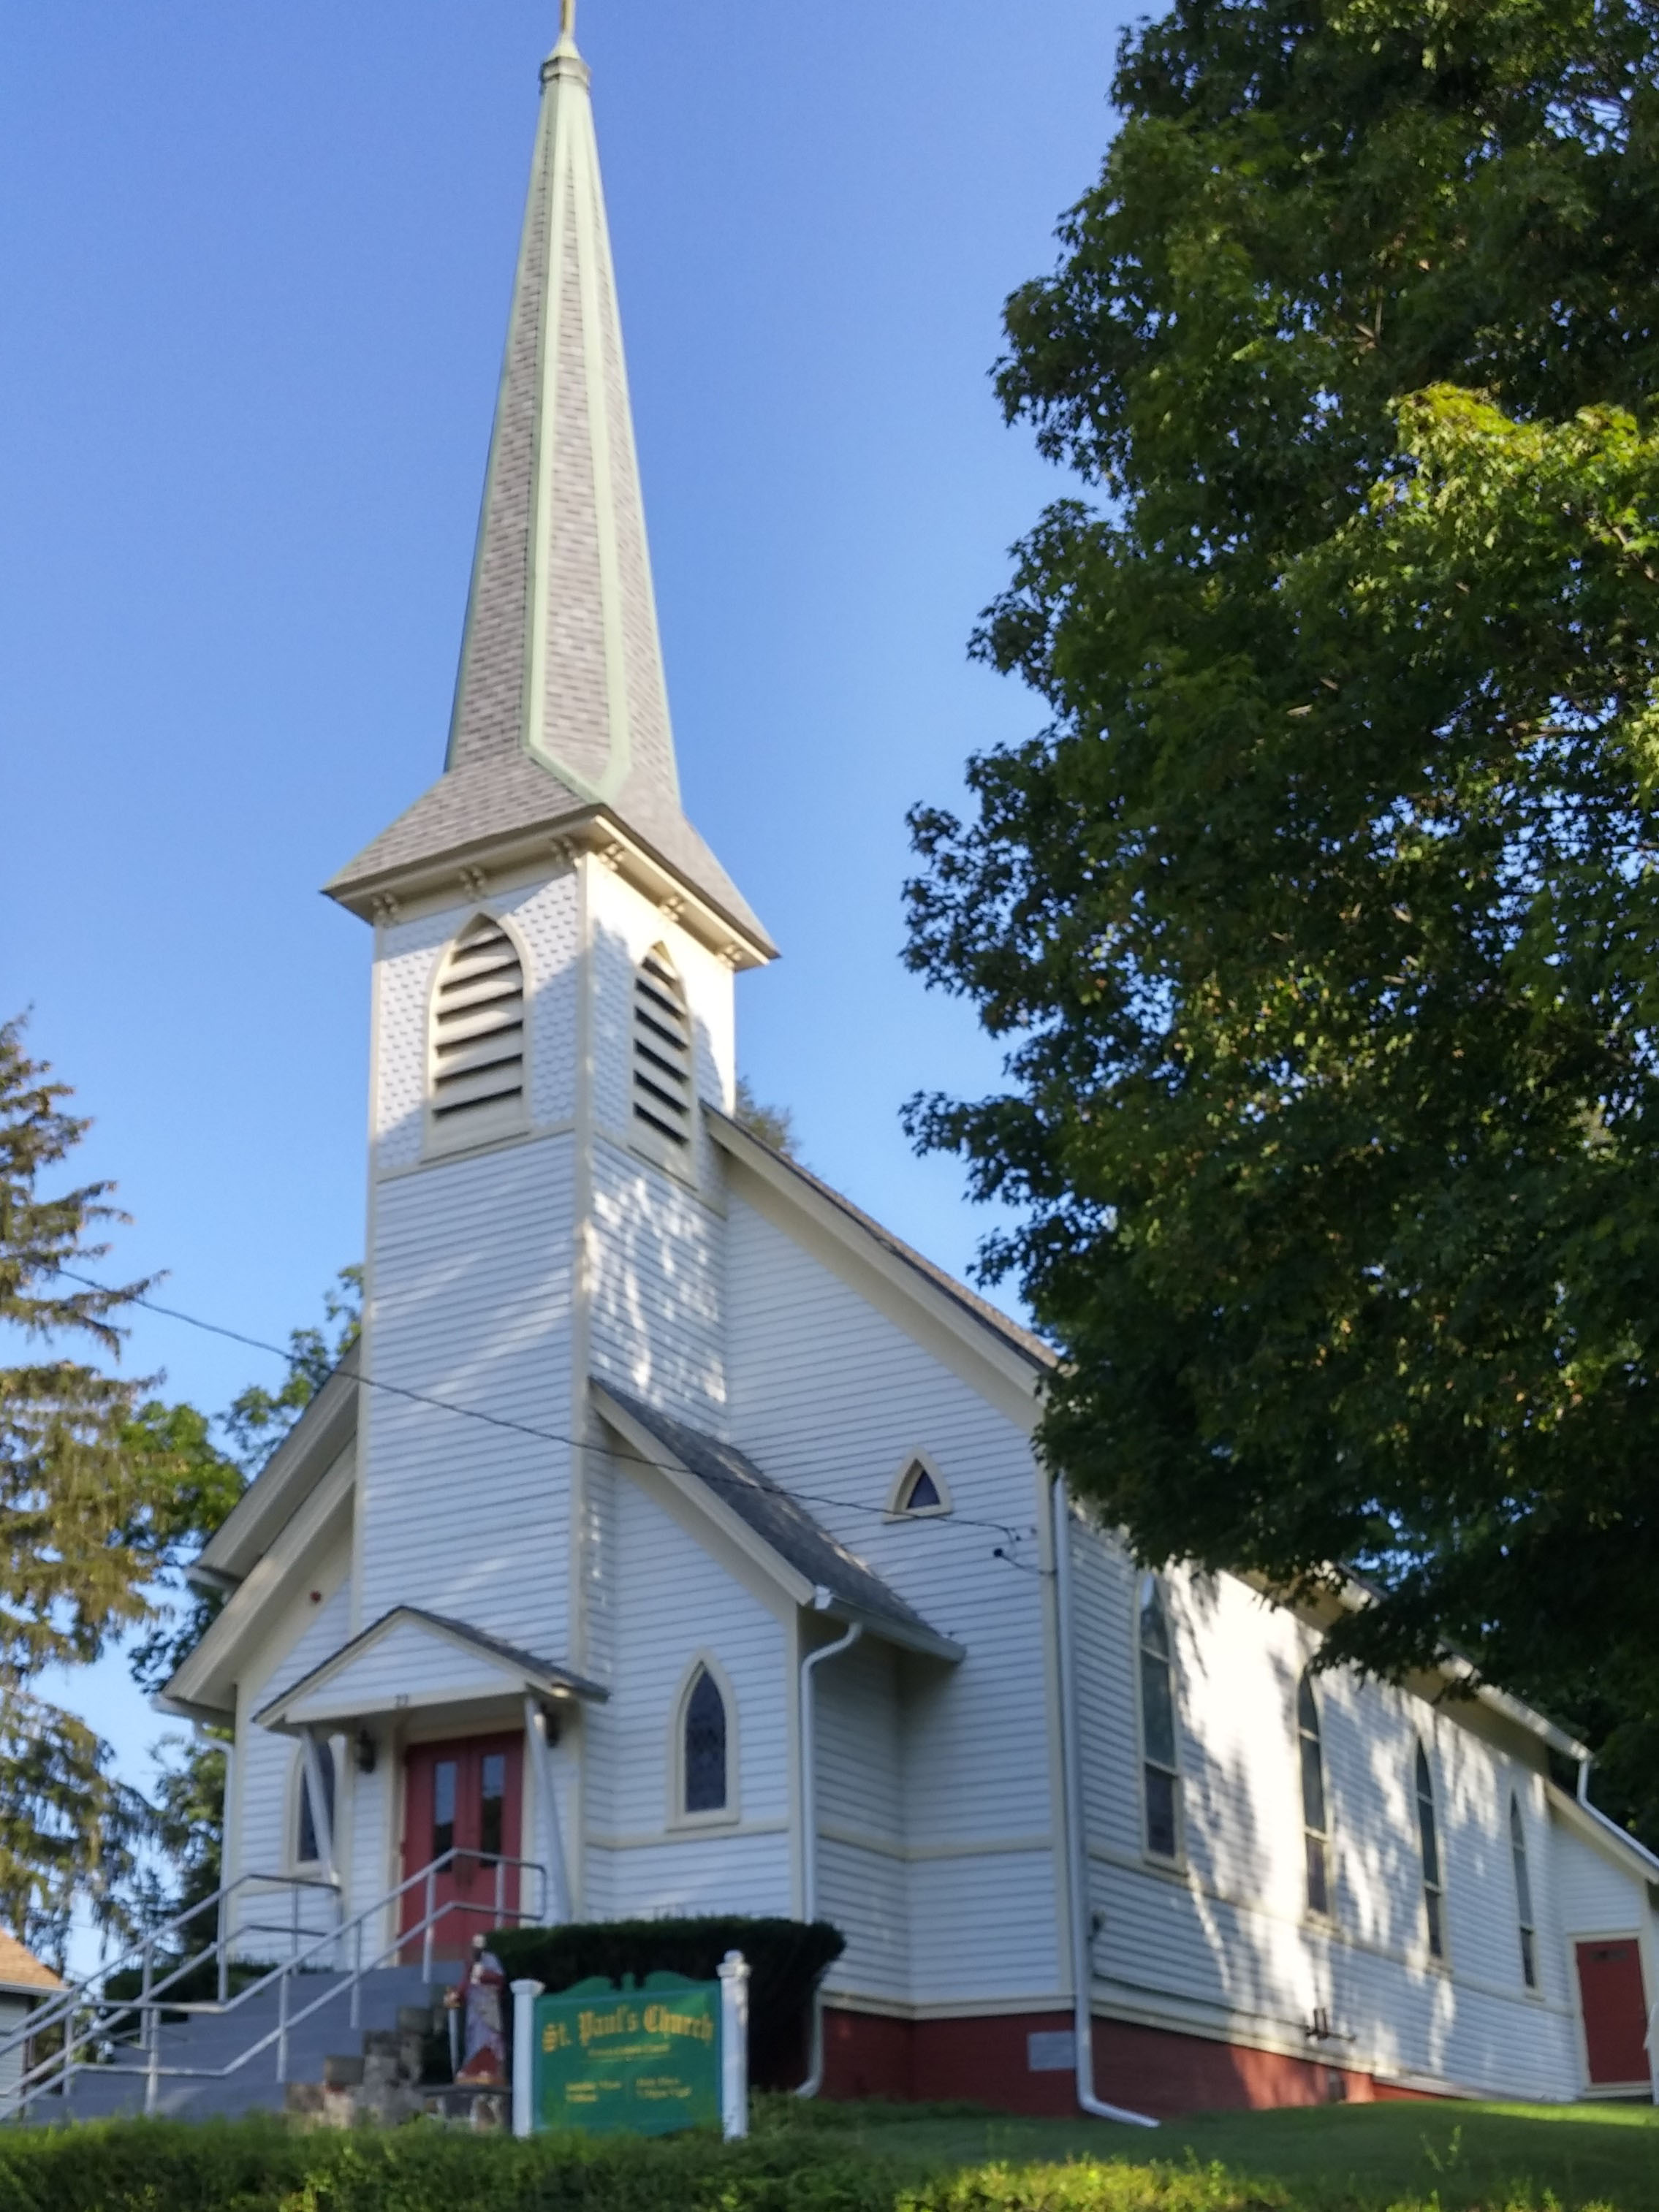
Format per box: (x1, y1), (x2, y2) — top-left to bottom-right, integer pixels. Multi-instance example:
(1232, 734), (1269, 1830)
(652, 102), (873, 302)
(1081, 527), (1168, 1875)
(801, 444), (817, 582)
(252, 1606), (606, 1734)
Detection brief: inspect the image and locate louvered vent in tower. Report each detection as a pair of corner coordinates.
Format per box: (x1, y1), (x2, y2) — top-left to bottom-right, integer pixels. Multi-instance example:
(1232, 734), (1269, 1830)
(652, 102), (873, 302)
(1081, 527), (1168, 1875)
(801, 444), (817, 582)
(430, 916), (525, 1139)
(633, 946), (691, 1149)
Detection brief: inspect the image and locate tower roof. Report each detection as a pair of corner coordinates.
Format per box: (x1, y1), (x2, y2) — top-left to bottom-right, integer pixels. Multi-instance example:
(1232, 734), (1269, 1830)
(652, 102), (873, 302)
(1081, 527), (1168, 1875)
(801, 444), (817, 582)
(326, 9), (773, 961)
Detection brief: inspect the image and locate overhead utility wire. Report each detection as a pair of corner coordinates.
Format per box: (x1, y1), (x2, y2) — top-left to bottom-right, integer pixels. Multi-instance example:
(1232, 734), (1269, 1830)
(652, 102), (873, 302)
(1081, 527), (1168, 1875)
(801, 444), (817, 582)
(49, 1266), (1039, 1552)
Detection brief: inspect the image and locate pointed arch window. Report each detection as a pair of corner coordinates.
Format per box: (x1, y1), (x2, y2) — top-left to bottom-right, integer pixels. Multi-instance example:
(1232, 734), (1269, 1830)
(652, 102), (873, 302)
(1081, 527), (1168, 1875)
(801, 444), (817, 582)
(633, 946), (692, 1151)
(681, 1664), (728, 1817)
(430, 914), (525, 1141)
(887, 1452), (952, 1518)
(1298, 1670), (1332, 1918)
(1414, 1741), (1446, 1960)
(1138, 1576), (1182, 1861)
(1510, 1793), (1538, 1988)
(295, 1743), (336, 1869)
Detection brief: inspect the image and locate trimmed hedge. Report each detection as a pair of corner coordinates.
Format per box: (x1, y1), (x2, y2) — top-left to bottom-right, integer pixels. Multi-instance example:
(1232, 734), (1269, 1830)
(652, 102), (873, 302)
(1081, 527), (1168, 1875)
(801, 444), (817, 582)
(0, 2116), (1275, 2212)
(487, 1917), (845, 2092)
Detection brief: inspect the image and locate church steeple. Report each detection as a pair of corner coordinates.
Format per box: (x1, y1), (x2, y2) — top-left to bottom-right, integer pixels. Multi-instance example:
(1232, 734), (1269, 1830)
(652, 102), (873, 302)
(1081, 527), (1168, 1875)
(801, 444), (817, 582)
(327, 14), (772, 964)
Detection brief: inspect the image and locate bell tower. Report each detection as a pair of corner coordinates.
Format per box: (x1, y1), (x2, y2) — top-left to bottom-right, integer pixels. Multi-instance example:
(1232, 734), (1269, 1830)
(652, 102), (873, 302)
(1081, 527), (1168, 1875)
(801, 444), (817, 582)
(322, 5), (773, 1695)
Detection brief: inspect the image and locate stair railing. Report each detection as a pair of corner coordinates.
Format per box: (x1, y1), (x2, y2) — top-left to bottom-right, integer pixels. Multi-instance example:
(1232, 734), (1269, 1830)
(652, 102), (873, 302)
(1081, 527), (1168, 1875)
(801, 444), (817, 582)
(0, 1867), (341, 2089)
(5, 1848), (547, 2120)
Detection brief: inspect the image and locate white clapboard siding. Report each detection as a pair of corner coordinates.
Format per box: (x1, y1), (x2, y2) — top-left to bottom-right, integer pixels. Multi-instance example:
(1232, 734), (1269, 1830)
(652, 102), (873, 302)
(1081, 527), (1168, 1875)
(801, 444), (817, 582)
(1552, 1821), (1647, 1935)
(234, 1566), (353, 1953)
(1070, 1520), (1143, 1863)
(817, 1638), (902, 1841)
(908, 1849), (1061, 2002)
(725, 1193), (1052, 1854)
(360, 1139), (574, 1651)
(1066, 1510), (1588, 2099)
(584, 1831), (793, 1922)
(588, 1139), (726, 1425)
(374, 874), (580, 1175)
(580, 1456), (789, 1916)
(819, 1839), (909, 1999)
(282, 1618), (533, 1722)
(815, 1638), (906, 1996)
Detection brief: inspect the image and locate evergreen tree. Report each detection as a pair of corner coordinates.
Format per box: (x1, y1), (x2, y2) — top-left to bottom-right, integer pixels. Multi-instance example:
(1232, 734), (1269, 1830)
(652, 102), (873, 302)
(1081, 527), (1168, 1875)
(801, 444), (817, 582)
(0, 1016), (237, 1956)
(904, 0), (1659, 1832)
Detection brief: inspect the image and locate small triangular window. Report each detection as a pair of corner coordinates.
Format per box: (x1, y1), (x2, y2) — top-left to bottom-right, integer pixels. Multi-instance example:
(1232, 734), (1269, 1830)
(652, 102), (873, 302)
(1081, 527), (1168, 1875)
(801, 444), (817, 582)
(898, 1460), (942, 1513)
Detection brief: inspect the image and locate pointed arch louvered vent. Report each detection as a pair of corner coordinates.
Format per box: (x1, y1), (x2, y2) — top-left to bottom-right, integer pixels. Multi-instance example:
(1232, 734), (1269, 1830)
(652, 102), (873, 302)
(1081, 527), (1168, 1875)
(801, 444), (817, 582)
(430, 915), (525, 1138)
(633, 945), (691, 1149)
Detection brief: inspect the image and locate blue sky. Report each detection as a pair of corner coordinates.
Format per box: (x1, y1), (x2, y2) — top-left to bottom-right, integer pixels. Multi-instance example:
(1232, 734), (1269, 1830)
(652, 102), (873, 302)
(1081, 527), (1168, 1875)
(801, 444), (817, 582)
(1, 1), (1128, 1843)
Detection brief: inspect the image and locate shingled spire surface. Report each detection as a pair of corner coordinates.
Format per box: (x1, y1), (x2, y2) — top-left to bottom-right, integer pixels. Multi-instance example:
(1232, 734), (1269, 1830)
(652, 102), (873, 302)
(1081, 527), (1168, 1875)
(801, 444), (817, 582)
(327, 13), (770, 952)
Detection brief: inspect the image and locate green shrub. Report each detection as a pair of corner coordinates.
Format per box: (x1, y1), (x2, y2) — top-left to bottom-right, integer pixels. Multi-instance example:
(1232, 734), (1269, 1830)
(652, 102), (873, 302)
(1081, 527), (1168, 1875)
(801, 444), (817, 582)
(0, 2118), (910, 2212)
(487, 1916), (845, 2092)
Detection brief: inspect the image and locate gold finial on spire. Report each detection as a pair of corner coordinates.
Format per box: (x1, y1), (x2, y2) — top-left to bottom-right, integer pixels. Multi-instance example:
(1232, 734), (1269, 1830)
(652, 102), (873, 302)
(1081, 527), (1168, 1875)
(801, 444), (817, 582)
(559, 0), (577, 45)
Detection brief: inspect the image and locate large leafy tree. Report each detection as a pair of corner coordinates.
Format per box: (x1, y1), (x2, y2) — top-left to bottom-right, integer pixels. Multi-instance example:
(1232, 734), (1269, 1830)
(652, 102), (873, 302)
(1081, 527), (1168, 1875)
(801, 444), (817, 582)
(0, 1018), (239, 1955)
(905, 0), (1659, 1825)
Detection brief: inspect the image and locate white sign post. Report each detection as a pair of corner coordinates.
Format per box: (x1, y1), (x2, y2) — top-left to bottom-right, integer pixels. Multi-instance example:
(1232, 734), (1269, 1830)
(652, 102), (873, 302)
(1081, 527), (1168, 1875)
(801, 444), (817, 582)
(716, 1950), (750, 2140)
(510, 1978), (544, 2138)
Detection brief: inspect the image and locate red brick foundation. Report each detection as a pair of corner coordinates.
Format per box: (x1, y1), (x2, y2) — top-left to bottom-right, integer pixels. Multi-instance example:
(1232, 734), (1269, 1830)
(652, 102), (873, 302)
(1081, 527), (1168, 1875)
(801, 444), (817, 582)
(821, 2005), (1431, 2118)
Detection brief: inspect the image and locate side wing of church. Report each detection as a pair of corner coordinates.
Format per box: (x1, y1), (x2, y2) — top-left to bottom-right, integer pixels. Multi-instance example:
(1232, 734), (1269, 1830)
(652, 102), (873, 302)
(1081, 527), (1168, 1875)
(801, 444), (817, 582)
(162, 15), (1659, 2116)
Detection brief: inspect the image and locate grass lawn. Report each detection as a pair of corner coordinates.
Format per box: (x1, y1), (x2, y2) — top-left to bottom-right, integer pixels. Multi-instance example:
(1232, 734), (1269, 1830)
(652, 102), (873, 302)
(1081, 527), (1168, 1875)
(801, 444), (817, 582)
(774, 2096), (1659, 2208)
(5, 2097), (1658, 2211)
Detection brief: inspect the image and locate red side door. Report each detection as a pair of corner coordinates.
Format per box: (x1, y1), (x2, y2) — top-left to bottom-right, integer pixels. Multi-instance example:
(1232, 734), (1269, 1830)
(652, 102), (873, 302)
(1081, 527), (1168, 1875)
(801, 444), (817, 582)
(400, 1733), (523, 1959)
(1575, 1939), (1651, 2087)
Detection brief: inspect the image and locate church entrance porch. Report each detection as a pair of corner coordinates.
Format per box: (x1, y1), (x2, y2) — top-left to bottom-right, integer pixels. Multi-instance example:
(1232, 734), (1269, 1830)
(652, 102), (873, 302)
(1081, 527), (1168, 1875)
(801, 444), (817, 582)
(400, 1732), (523, 1960)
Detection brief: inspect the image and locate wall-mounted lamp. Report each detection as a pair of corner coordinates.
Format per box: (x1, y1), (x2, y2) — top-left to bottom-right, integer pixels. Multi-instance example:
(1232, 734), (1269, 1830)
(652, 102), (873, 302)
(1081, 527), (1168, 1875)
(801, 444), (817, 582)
(354, 1728), (377, 1776)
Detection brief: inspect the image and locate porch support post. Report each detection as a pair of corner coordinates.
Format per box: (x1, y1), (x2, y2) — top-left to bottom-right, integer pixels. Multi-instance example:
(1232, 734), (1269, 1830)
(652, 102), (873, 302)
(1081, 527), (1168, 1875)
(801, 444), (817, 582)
(524, 1695), (572, 1923)
(511, 1978), (544, 2137)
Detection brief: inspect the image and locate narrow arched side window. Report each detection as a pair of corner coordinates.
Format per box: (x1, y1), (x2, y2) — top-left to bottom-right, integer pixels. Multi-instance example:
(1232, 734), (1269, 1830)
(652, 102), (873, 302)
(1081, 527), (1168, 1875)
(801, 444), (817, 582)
(682, 1665), (727, 1816)
(295, 1743), (336, 1869)
(1298, 1671), (1331, 1918)
(1510, 1793), (1538, 1989)
(1138, 1576), (1182, 1861)
(1414, 1741), (1446, 1960)
(633, 946), (692, 1151)
(430, 914), (526, 1144)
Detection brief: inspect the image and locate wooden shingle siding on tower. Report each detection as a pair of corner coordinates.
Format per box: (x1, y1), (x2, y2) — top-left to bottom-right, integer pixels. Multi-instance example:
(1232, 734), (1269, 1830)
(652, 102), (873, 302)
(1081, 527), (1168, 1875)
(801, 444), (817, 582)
(159, 12), (1659, 2120)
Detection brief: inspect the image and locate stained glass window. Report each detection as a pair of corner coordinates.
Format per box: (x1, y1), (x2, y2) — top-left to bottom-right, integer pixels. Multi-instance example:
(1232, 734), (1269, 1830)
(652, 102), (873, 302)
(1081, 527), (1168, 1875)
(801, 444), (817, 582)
(684, 1667), (727, 1814)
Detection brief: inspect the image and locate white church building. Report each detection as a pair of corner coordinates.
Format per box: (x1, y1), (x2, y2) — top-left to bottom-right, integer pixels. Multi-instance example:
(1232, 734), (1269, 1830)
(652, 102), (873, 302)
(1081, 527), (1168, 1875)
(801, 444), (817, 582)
(163, 11), (1659, 2116)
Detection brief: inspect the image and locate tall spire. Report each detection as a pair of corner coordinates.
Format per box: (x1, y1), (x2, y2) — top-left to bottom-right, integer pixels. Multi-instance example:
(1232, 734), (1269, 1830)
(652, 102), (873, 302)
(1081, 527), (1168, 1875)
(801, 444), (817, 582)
(327, 18), (771, 959)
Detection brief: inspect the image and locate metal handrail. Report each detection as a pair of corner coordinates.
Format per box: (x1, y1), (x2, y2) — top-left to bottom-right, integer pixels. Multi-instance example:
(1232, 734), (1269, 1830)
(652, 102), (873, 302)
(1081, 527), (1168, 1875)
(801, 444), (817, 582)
(0, 1869), (342, 2064)
(10, 1849), (546, 2119)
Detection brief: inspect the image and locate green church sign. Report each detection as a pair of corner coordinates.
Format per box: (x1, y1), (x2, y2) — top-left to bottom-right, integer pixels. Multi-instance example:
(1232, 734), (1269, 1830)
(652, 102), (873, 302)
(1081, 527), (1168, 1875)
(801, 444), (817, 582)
(530, 1972), (724, 2136)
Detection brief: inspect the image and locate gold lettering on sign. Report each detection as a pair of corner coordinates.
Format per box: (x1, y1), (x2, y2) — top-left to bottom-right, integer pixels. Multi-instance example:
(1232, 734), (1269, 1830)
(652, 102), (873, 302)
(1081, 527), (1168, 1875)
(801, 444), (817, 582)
(642, 2003), (714, 2042)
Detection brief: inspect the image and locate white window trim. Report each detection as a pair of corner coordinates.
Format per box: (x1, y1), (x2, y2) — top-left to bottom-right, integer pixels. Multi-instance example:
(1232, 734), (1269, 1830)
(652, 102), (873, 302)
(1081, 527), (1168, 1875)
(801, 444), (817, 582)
(884, 1448), (953, 1520)
(1132, 1571), (1185, 1870)
(1509, 1787), (1542, 1997)
(1413, 1734), (1452, 1972)
(1297, 1664), (1336, 1927)
(667, 1650), (740, 1833)
(423, 907), (533, 1160)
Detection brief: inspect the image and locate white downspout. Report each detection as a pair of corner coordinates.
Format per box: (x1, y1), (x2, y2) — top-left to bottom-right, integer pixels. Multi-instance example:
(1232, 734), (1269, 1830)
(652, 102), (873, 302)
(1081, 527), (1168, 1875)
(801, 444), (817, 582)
(1052, 1477), (1158, 2128)
(525, 1696), (573, 1924)
(794, 1602), (863, 2098)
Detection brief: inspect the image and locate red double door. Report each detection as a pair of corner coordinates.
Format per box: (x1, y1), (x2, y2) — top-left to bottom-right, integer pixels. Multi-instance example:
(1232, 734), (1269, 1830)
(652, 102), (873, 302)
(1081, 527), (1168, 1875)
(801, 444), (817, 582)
(400, 1733), (524, 1958)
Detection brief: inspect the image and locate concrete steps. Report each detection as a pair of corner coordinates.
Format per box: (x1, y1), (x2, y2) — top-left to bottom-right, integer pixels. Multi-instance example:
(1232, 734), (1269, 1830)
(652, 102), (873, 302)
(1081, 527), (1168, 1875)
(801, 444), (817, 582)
(36, 1966), (449, 2123)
